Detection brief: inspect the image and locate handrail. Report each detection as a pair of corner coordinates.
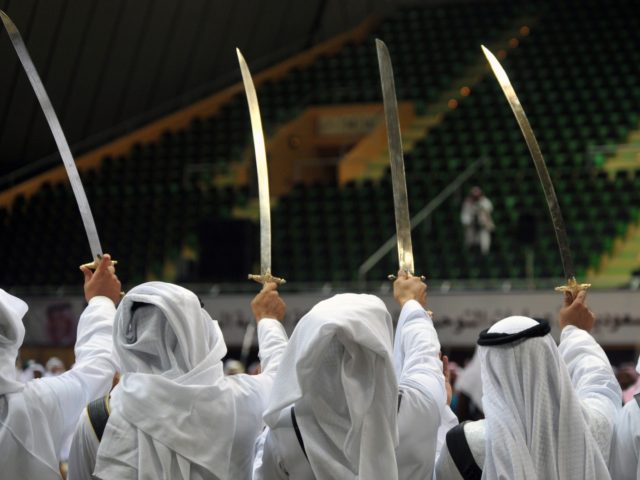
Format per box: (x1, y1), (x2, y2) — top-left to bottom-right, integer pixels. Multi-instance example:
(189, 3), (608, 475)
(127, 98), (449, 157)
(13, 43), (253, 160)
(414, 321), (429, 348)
(357, 156), (486, 282)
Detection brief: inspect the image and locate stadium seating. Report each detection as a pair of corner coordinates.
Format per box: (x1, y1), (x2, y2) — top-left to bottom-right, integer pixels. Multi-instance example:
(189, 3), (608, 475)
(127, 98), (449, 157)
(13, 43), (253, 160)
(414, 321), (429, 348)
(1, 0), (639, 286)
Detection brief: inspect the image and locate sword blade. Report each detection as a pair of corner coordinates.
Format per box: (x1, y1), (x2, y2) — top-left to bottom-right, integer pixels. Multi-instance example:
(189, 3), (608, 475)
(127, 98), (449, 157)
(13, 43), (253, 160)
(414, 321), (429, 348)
(376, 39), (415, 275)
(237, 49), (280, 283)
(1, 11), (103, 261)
(482, 45), (575, 281)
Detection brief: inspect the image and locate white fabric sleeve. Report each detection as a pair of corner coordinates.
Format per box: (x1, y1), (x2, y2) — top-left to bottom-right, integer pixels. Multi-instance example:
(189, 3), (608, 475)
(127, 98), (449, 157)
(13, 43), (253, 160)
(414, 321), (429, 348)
(26, 296), (117, 449)
(609, 401), (640, 480)
(394, 300), (448, 480)
(225, 318), (288, 420)
(394, 300), (445, 403)
(257, 318), (288, 377)
(558, 325), (622, 461)
(67, 408), (100, 480)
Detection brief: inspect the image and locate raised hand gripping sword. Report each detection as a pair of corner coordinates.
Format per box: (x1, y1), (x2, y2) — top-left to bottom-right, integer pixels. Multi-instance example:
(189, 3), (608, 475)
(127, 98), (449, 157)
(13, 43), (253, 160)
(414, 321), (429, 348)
(237, 49), (285, 286)
(376, 39), (424, 281)
(1, 10), (112, 270)
(481, 45), (589, 296)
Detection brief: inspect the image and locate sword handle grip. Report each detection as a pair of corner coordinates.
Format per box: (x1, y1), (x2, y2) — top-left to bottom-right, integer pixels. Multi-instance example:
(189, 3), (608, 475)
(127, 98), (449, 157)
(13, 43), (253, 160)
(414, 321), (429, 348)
(79, 256), (125, 297)
(248, 273), (286, 285)
(554, 277), (591, 297)
(388, 273), (432, 316)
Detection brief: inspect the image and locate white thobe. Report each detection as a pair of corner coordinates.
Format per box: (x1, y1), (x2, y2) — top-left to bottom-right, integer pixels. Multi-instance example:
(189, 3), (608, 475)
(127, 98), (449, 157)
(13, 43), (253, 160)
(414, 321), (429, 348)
(434, 325), (621, 479)
(68, 318), (287, 480)
(253, 300), (450, 479)
(0, 296), (116, 480)
(609, 398), (640, 480)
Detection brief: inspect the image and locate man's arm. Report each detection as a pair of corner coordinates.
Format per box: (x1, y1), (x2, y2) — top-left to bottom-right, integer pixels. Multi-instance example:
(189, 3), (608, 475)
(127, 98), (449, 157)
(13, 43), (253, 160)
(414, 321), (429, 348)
(557, 291), (622, 461)
(25, 255), (120, 451)
(393, 274), (449, 479)
(251, 283), (288, 377)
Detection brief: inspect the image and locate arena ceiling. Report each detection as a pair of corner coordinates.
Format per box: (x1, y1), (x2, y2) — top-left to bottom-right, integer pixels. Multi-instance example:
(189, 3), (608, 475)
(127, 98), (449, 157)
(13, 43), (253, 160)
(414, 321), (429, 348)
(0, 0), (406, 182)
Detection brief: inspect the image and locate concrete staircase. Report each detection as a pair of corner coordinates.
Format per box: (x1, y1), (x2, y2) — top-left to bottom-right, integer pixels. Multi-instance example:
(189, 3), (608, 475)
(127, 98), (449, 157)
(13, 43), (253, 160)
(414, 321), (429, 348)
(587, 221), (640, 287)
(601, 127), (640, 176)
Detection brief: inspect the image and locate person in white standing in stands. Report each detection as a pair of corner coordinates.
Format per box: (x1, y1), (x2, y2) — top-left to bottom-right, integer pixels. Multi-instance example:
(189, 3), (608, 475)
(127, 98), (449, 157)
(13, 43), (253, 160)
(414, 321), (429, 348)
(0, 255), (120, 480)
(461, 186), (494, 255)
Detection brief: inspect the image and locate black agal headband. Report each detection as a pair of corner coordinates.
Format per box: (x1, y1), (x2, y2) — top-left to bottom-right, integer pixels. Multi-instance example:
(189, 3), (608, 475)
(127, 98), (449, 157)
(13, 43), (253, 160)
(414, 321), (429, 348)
(477, 319), (550, 346)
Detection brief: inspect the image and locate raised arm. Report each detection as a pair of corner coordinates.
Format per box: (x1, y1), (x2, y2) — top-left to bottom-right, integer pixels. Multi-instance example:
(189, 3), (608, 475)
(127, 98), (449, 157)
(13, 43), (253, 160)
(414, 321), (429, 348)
(557, 291), (622, 461)
(393, 273), (449, 478)
(251, 282), (288, 377)
(26, 255), (120, 450)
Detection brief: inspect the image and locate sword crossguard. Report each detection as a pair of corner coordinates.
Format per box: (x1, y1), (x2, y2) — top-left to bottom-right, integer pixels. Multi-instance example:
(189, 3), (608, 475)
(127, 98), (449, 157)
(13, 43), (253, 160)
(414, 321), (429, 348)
(79, 255), (118, 270)
(387, 272), (432, 316)
(248, 273), (286, 285)
(388, 273), (426, 282)
(554, 277), (591, 297)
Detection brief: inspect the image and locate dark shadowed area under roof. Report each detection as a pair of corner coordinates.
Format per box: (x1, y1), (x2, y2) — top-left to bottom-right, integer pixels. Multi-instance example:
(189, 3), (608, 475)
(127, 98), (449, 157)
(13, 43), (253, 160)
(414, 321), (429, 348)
(0, 0), (404, 182)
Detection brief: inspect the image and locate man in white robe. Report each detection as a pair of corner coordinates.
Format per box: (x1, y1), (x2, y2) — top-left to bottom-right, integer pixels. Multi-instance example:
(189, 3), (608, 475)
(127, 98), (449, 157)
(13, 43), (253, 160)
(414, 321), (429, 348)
(435, 291), (621, 479)
(68, 281), (288, 480)
(0, 255), (120, 480)
(253, 273), (451, 479)
(609, 356), (640, 480)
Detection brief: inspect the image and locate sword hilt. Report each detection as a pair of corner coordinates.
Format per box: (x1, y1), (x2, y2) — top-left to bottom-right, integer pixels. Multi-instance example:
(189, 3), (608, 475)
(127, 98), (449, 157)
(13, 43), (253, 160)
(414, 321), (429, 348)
(388, 272), (432, 316)
(387, 274), (427, 282)
(80, 255), (125, 297)
(80, 254), (118, 270)
(248, 272), (286, 285)
(554, 277), (591, 297)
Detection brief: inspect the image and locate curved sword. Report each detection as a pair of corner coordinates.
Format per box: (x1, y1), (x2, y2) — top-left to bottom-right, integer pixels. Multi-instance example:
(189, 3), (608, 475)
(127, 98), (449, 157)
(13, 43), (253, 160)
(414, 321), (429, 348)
(237, 48), (284, 285)
(481, 45), (589, 295)
(1, 10), (109, 269)
(376, 39), (424, 281)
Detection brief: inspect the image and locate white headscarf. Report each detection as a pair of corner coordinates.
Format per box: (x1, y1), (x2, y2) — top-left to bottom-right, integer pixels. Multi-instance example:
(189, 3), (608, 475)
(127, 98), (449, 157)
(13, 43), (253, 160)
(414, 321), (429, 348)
(0, 289), (28, 395)
(480, 316), (610, 480)
(95, 282), (236, 479)
(264, 293), (399, 480)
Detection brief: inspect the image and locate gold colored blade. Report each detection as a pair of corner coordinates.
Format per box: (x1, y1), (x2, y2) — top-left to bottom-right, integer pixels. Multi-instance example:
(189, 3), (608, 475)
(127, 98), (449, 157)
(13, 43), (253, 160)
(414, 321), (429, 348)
(482, 45), (576, 283)
(376, 39), (415, 275)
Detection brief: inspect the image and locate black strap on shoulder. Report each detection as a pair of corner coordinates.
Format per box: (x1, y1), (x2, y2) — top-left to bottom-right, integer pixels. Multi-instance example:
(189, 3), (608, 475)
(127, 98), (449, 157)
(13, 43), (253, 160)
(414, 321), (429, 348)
(87, 395), (111, 442)
(446, 422), (482, 480)
(635, 393), (640, 408)
(290, 406), (309, 461)
(398, 391), (403, 412)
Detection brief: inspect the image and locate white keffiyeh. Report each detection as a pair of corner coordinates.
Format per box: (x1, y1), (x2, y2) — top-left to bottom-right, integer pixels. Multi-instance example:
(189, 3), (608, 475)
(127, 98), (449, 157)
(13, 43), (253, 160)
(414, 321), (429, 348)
(94, 282), (236, 480)
(480, 316), (610, 480)
(263, 293), (399, 480)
